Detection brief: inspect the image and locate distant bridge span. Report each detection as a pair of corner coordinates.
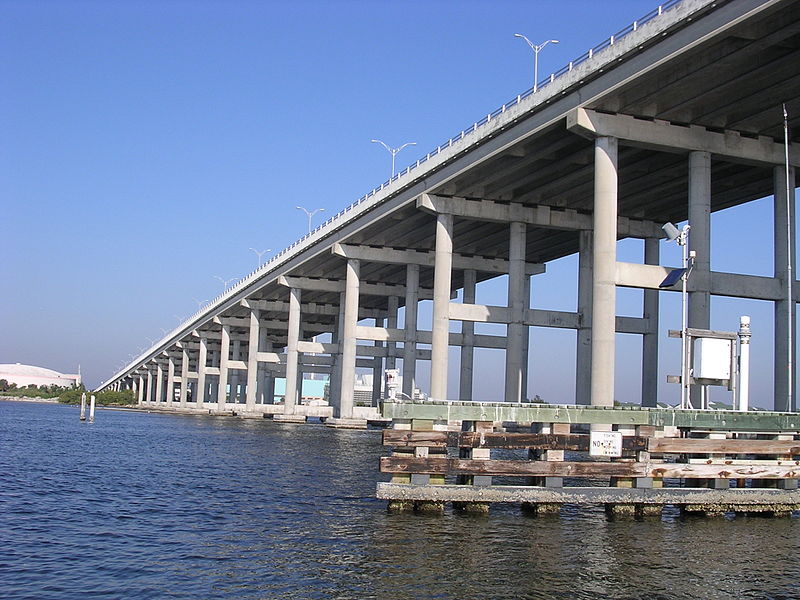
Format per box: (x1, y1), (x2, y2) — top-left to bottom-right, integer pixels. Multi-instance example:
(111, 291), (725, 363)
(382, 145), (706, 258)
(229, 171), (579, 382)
(99, 0), (800, 424)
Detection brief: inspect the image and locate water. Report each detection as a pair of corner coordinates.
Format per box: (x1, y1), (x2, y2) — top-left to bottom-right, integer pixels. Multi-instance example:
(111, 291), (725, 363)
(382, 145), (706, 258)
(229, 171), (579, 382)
(1, 401), (798, 600)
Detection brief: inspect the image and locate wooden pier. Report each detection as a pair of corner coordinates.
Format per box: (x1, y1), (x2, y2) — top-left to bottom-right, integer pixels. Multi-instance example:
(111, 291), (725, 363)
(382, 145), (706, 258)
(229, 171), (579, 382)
(378, 400), (800, 517)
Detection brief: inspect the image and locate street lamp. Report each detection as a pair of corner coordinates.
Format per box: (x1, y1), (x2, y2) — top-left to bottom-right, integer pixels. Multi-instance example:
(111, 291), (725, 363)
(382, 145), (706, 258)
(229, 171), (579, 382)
(371, 139), (417, 178)
(249, 247), (272, 268)
(296, 206), (324, 234)
(514, 34), (559, 93)
(214, 275), (237, 290)
(662, 221), (694, 409)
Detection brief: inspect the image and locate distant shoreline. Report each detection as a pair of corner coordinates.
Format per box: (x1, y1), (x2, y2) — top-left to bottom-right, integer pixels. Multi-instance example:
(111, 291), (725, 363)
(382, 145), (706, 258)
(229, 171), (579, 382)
(0, 396), (61, 404)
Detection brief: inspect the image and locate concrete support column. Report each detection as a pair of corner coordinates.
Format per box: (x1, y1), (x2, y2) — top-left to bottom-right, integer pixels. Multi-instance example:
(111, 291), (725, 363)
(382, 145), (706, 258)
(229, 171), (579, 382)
(576, 230), (593, 405)
(642, 237), (660, 407)
(217, 325), (231, 410)
(155, 363), (164, 404)
(284, 288), (302, 413)
(688, 151), (711, 408)
(386, 297), (399, 371)
(431, 213), (454, 401)
(257, 328), (269, 403)
(245, 309), (260, 411)
(505, 222), (527, 403)
(166, 356), (175, 407)
(522, 274), (531, 402)
(774, 164), (797, 412)
(137, 375), (144, 405)
(146, 369), (153, 404)
(590, 136), (618, 408)
(197, 336), (208, 407)
(338, 259), (360, 418)
(179, 348), (189, 407)
(209, 349), (219, 404)
(329, 295), (345, 409)
(372, 316), (384, 406)
(229, 340), (241, 403)
(460, 269), (477, 402)
(402, 264), (420, 399)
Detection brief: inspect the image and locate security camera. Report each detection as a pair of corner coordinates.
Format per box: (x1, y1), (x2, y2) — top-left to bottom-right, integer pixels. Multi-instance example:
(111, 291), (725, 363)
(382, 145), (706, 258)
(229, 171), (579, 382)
(662, 222), (681, 241)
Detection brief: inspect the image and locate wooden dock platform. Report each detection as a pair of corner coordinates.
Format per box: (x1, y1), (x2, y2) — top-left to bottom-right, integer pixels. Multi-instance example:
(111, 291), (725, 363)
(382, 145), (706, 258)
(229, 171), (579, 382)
(378, 400), (800, 517)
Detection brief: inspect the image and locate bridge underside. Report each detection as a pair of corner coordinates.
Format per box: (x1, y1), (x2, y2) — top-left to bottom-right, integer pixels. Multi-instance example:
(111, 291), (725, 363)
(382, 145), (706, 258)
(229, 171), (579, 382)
(104, 0), (800, 423)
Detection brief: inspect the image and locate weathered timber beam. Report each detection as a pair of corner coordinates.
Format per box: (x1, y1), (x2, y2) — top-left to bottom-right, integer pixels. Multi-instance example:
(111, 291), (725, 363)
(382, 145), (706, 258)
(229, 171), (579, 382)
(380, 457), (800, 479)
(567, 107), (800, 167)
(382, 430), (647, 451)
(332, 243), (545, 276)
(417, 193), (663, 238)
(650, 438), (800, 455)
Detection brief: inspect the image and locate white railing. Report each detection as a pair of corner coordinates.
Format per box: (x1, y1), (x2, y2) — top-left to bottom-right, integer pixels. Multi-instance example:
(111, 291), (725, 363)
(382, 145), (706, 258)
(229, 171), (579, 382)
(100, 0), (686, 390)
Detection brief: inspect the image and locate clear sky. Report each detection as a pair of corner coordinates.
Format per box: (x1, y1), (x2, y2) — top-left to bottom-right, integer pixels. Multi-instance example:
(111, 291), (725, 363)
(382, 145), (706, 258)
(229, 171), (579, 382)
(1, 0), (792, 407)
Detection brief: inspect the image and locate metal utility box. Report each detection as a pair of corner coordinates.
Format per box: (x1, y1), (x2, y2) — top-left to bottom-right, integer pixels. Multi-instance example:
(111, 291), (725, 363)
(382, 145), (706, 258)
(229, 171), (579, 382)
(695, 337), (732, 380)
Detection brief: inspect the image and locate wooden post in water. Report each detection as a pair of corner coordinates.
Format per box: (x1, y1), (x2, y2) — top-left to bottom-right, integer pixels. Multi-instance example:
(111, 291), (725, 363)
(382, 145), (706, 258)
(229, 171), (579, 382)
(89, 395), (96, 423)
(79, 392), (87, 421)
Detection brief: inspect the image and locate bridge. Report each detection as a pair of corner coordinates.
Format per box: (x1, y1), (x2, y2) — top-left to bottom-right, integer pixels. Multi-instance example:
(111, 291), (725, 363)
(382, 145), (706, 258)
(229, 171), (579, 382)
(98, 0), (800, 426)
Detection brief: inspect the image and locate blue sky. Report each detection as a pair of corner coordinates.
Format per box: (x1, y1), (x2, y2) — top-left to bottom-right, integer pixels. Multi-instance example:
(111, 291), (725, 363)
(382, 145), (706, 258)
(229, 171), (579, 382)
(1, 0), (791, 407)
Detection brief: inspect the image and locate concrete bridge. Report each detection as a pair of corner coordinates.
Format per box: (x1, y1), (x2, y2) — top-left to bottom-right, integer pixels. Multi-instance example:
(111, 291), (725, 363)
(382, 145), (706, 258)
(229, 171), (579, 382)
(98, 0), (800, 425)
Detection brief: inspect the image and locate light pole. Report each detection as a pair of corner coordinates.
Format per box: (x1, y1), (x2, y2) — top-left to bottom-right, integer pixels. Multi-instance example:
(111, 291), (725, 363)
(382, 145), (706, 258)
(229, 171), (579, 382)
(371, 139), (417, 178)
(295, 206), (324, 234)
(663, 222), (694, 409)
(214, 275), (237, 290)
(514, 34), (559, 93)
(249, 247), (272, 268)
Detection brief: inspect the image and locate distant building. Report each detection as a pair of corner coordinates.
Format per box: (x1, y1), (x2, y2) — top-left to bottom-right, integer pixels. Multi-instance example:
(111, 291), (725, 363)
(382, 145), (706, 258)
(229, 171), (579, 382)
(0, 363), (81, 389)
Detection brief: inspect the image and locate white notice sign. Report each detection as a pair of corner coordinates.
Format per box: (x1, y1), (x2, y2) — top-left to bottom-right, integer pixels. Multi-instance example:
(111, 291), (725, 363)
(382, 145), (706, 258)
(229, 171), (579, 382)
(589, 431), (623, 457)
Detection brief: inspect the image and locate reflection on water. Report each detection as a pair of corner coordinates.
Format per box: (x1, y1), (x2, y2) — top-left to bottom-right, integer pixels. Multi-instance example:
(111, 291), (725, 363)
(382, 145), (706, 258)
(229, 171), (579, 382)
(1, 401), (798, 600)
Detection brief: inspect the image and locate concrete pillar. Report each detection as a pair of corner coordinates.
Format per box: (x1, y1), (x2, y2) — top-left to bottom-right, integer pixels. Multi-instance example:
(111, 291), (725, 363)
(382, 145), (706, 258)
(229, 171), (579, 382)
(284, 288), (302, 413)
(460, 269), (477, 402)
(257, 328), (269, 403)
(576, 230), (593, 405)
(372, 316), (384, 406)
(642, 237), (660, 407)
(338, 259), (360, 418)
(245, 309), (260, 411)
(505, 222), (527, 403)
(522, 274), (531, 402)
(166, 356), (175, 407)
(217, 325), (230, 410)
(146, 369), (153, 404)
(590, 136), (618, 408)
(402, 264), (420, 399)
(229, 340), (241, 403)
(137, 375), (144, 405)
(155, 363), (164, 404)
(688, 151), (711, 408)
(209, 349), (219, 404)
(329, 295), (345, 409)
(387, 297), (399, 371)
(431, 213), (454, 401)
(179, 347), (189, 407)
(197, 336), (208, 407)
(774, 164), (797, 412)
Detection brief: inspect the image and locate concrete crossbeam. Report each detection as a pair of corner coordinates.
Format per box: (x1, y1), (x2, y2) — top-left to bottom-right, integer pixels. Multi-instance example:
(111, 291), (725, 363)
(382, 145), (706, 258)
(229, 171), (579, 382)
(616, 261), (786, 301)
(240, 298), (382, 320)
(567, 107), (800, 167)
(278, 275), (435, 300)
(332, 243), (545, 276)
(417, 193), (663, 238)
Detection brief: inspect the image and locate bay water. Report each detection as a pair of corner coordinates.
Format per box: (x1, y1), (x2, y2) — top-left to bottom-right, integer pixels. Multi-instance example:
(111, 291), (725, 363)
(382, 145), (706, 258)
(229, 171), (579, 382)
(1, 401), (798, 599)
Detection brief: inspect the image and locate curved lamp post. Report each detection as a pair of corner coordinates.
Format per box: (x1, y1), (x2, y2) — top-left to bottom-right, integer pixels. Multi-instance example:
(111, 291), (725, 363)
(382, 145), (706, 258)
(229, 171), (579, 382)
(513, 34), (559, 93)
(371, 139), (417, 178)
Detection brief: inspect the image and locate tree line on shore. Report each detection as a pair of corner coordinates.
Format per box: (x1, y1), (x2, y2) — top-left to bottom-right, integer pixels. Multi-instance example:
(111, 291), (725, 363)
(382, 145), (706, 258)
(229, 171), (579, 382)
(0, 381), (135, 406)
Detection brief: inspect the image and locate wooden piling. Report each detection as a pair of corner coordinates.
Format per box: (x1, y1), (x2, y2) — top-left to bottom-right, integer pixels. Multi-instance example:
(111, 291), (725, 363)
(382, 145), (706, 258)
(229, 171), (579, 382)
(79, 393), (87, 421)
(89, 395), (96, 423)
